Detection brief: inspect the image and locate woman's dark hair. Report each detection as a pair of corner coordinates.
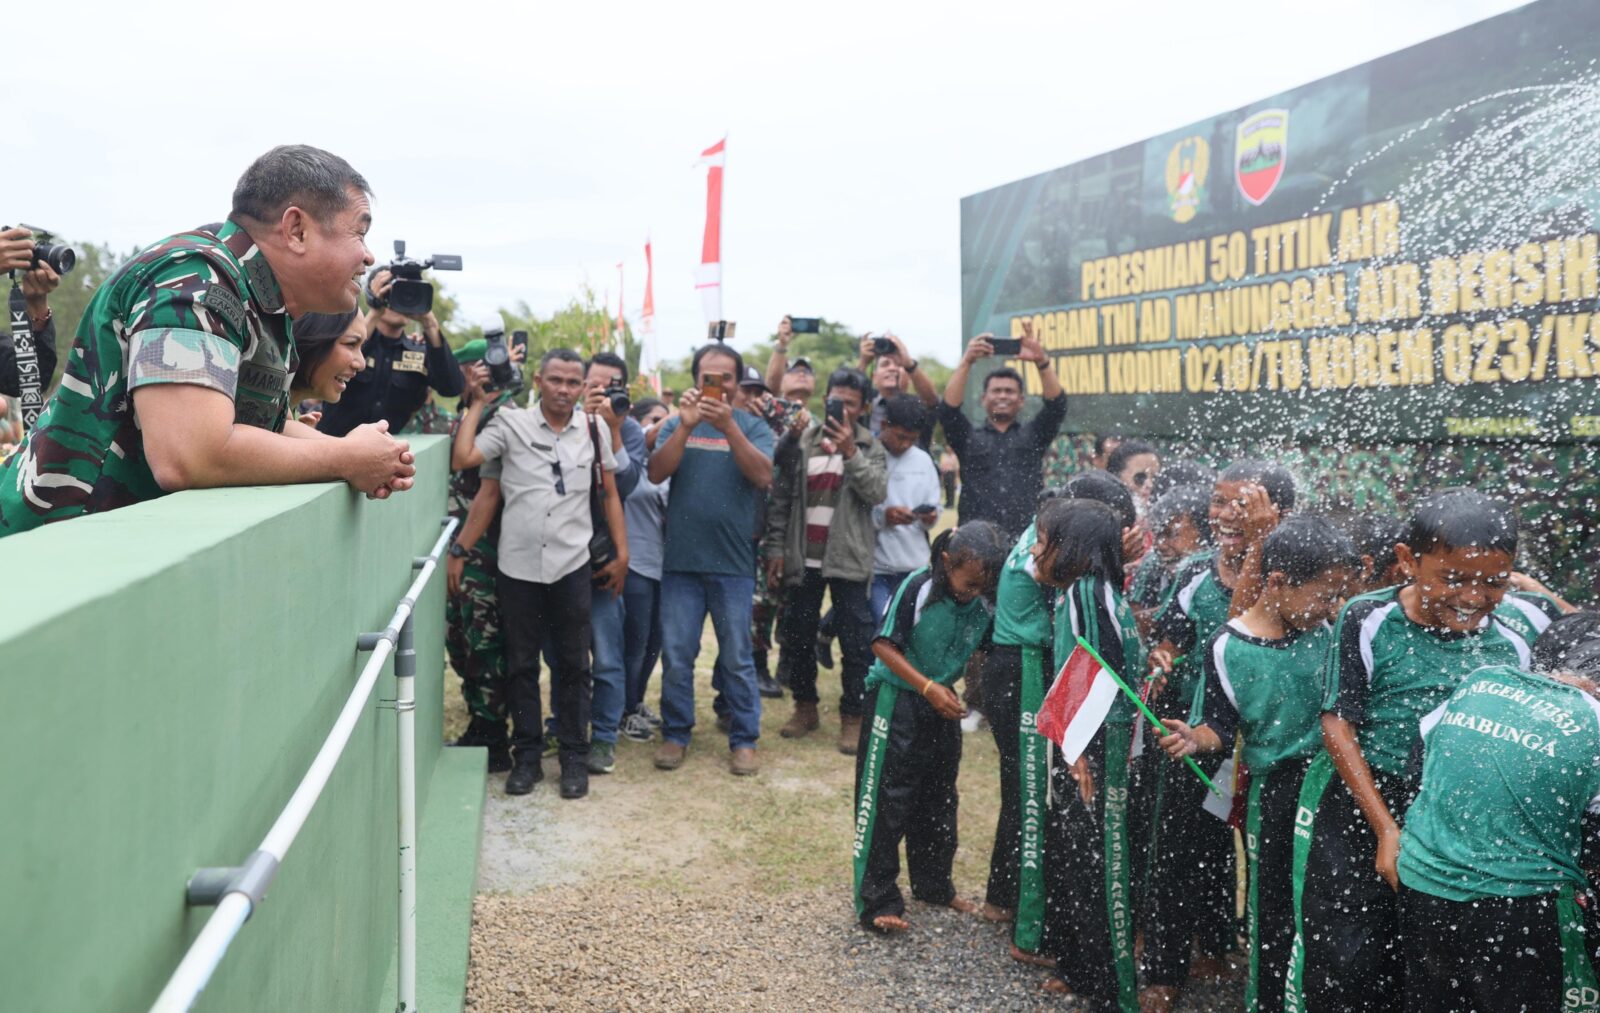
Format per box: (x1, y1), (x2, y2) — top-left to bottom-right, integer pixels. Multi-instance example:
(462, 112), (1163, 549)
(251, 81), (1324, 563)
(1148, 484), (1212, 544)
(1105, 438), (1158, 479)
(1533, 610), (1600, 675)
(1149, 458), (1215, 499)
(1347, 512), (1407, 577)
(1036, 498), (1126, 589)
(292, 309), (361, 390)
(1062, 469), (1137, 529)
(1406, 488), (1518, 556)
(1260, 515), (1360, 585)
(629, 397), (664, 421)
(928, 521), (1009, 603)
(1220, 458), (1297, 511)
(690, 342), (744, 382)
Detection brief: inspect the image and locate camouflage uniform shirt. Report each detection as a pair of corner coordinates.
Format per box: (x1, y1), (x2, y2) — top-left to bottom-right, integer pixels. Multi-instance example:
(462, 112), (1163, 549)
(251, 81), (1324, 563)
(0, 221), (295, 536)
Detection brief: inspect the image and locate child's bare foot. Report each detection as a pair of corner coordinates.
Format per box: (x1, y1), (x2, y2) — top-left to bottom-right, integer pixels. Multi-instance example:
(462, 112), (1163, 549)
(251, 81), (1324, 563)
(946, 895), (980, 915)
(869, 913), (909, 933)
(1139, 985), (1178, 1012)
(1039, 976), (1073, 996)
(980, 902), (1013, 923)
(1009, 943), (1056, 969)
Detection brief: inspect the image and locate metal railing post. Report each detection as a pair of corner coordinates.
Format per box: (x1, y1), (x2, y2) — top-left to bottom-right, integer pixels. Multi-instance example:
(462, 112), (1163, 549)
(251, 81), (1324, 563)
(395, 608), (418, 1013)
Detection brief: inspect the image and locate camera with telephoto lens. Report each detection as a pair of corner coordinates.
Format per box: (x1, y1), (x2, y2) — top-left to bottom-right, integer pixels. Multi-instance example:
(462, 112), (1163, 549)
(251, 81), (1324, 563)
(7, 224), (78, 276)
(604, 379), (630, 416)
(481, 324), (521, 393)
(366, 240), (462, 316)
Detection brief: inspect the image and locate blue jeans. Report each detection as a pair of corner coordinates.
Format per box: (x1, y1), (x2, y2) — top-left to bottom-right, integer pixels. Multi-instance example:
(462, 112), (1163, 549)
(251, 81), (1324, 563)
(659, 572), (761, 749)
(872, 570), (914, 624)
(622, 571), (661, 714)
(589, 588), (627, 744)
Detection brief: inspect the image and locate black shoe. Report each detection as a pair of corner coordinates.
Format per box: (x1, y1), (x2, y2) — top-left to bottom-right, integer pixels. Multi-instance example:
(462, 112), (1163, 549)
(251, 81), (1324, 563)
(559, 763), (589, 800)
(505, 757), (543, 795)
(756, 670), (784, 699)
(486, 745), (513, 774)
(816, 634), (835, 670)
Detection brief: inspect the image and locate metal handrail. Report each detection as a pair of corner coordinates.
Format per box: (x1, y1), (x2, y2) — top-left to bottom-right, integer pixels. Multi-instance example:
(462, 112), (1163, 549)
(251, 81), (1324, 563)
(149, 516), (458, 1013)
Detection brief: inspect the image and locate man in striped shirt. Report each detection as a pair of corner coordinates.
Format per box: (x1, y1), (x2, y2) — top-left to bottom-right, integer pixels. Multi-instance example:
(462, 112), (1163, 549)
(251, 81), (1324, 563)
(763, 367), (888, 753)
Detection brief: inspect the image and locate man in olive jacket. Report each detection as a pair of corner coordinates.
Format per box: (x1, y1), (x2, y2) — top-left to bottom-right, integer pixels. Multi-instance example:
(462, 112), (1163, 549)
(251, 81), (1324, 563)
(762, 366), (888, 753)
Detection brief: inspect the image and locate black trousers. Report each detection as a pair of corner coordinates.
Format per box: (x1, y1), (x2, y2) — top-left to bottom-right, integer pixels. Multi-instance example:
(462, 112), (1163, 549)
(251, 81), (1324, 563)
(1044, 726), (1140, 1009)
(497, 564), (593, 765)
(1399, 887), (1585, 1013)
(1296, 764), (1414, 1013)
(1142, 756), (1236, 987)
(1248, 761), (1308, 1013)
(781, 569), (872, 717)
(984, 645), (1024, 910)
(854, 684), (961, 923)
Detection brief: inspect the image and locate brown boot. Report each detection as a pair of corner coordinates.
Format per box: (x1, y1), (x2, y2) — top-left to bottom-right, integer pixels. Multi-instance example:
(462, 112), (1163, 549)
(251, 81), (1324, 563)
(729, 746), (759, 776)
(838, 714), (863, 755)
(779, 702), (820, 738)
(653, 741), (687, 770)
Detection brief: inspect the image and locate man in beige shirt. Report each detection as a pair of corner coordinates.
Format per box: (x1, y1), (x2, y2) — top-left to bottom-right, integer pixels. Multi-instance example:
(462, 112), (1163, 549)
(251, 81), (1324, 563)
(452, 348), (626, 799)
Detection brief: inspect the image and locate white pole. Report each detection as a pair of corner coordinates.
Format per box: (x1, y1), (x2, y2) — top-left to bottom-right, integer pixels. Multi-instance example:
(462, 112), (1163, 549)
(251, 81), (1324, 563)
(148, 895), (252, 1013)
(396, 614), (418, 1013)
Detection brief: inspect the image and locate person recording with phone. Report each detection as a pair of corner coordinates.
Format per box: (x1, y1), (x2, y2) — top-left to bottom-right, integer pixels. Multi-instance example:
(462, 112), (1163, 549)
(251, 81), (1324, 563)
(0, 226), (61, 400)
(856, 331), (940, 448)
(762, 367), (888, 756)
(938, 321), (1066, 540)
(647, 342), (776, 777)
(316, 266), (464, 437)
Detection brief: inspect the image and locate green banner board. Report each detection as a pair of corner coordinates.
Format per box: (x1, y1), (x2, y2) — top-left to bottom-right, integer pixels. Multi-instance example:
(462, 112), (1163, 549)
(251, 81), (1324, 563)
(961, 0), (1600, 443)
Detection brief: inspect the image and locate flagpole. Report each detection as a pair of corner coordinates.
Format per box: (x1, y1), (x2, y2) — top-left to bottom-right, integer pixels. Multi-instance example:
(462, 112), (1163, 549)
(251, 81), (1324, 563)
(1075, 636), (1222, 797)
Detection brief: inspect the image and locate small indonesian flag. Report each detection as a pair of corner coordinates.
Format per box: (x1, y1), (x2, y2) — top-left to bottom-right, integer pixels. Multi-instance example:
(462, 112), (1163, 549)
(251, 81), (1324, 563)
(1034, 642), (1121, 764)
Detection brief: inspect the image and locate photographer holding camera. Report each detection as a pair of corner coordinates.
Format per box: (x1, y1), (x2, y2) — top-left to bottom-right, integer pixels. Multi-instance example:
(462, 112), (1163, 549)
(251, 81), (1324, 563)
(316, 265), (464, 437)
(0, 226), (62, 402)
(0, 145), (417, 538)
(581, 351), (648, 774)
(857, 332), (940, 448)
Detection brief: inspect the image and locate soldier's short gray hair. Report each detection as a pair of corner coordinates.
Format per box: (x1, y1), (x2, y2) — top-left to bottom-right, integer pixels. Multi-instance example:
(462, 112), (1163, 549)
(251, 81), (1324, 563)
(230, 145), (372, 226)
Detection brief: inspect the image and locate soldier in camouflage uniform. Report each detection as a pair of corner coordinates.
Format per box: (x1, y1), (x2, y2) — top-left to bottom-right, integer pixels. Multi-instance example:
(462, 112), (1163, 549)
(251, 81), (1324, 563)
(442, 340), (522, 768)
(401, 395), (455, 436)
(0, 145), (414, 537)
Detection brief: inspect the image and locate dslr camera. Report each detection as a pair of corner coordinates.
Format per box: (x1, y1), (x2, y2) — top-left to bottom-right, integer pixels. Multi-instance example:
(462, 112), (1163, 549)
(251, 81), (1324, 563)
(481, 324), (521, 393)
(6, 224), (78, 276)
(367, 240), (462, 316)
(604, 379), (630, 416)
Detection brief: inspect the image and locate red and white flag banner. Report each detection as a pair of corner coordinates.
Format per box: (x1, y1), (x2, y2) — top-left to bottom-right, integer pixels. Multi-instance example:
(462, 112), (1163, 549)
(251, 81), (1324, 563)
(641, 238), (658, 390)
(696, 137), (725, 322)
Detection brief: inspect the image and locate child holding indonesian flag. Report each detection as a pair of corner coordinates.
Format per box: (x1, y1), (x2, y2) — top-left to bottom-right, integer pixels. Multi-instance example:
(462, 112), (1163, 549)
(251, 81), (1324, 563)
(1030, 498), (1144, 1009)
(1157, 515), (1358, 1013)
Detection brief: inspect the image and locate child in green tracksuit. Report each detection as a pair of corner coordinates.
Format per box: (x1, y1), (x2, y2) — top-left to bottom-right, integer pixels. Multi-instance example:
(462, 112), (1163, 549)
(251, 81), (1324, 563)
(1144, 459), (1296, 1009)
(1157, 516), (1357, 1013)
(852, 522), (1008, 933)
(1398, 654), (1600, 1013)
(1288, 489), (1540, 1012)
(1030, 498), (1145, 1010)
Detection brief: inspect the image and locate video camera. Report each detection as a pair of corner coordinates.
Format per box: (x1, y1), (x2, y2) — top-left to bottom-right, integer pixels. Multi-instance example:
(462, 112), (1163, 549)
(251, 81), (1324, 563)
(481, 324), (521, 393)
(367, 240), (462, 316)
(6, 224), (77, 277)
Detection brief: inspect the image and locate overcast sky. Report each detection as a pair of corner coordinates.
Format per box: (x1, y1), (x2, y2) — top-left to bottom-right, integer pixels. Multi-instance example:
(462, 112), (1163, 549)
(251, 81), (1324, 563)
(14, 0), (1525, 367)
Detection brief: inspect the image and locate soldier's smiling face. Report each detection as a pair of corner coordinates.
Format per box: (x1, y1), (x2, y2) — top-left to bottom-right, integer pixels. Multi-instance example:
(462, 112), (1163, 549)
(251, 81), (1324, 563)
(299, 185), (374, 314)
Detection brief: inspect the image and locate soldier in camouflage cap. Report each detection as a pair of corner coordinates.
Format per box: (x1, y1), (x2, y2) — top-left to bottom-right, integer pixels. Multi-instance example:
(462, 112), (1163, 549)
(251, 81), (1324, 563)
(0, 145), (415, 538)
(444, 339), (521, 770)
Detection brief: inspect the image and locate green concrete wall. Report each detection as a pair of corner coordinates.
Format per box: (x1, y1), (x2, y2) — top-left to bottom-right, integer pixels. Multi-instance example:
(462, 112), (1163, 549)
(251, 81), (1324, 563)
(0, 437), (453, 1012)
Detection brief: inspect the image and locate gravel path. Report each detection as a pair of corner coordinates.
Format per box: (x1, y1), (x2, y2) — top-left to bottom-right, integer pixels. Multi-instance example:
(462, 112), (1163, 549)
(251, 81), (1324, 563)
(448, 667), (1244, 1011)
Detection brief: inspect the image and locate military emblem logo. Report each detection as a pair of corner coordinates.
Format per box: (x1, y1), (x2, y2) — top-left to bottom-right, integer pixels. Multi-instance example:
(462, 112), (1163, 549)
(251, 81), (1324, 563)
(1235, 108), (1289, 206)
(1165, 136), (1210, 223)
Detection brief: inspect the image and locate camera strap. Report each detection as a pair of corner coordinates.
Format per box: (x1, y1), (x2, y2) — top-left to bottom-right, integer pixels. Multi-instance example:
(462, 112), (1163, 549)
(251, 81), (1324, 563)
(7, 283), (42, 428)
